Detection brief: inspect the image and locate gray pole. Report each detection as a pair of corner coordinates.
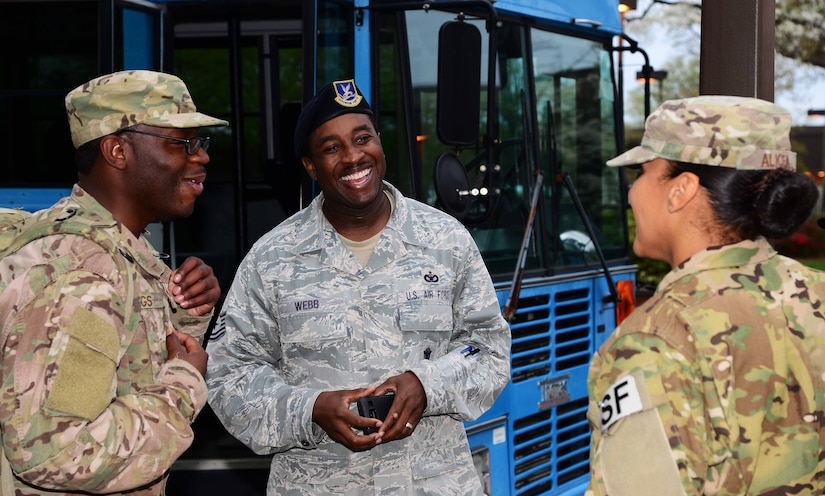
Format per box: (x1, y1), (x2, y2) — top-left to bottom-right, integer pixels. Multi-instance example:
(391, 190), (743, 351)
(700, 0), (776, 101)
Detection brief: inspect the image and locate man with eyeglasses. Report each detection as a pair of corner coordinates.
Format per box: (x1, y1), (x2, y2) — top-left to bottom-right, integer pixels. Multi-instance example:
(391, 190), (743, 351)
(0, 70), (228, 495)
(116, 128), (212, 155)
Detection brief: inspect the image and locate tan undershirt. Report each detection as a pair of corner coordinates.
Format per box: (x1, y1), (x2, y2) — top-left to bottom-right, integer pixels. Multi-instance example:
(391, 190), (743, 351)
(338, 191), (395, 267)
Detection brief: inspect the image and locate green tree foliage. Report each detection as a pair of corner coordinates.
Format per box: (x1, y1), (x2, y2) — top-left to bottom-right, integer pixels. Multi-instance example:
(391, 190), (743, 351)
(627, 0), (825, 71)
(776, 0), (825, 69)
(622, 0), (824, 125)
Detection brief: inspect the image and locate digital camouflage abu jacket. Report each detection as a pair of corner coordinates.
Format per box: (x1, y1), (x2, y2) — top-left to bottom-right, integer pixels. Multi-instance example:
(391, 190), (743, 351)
(207, 182), (511, 495)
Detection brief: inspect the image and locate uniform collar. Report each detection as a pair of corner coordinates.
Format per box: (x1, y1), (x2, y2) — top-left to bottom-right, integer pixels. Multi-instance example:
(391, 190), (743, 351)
(287, 182), (439, 273)
(657, 237), (776, 292)
(71, 184), (168, 279)
(293, 182), (427, 252)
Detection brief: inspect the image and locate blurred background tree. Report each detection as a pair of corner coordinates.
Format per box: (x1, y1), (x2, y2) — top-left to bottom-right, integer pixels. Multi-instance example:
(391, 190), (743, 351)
(620, 0), (825, 283)
(622, 0), (825, 126)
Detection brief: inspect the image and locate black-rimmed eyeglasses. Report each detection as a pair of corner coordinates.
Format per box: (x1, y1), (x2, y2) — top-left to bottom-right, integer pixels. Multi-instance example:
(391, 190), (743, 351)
(121, 129), (211, 155)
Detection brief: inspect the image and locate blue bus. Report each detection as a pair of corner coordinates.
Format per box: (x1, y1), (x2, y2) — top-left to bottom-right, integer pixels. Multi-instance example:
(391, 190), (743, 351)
(0, 0), (638, 494)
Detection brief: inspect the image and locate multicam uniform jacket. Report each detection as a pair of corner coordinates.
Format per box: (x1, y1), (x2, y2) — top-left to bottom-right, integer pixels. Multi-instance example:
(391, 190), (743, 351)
(0, 185), (209, 495)
(206, 182), (511, 495)
(586, 238), (825, 496)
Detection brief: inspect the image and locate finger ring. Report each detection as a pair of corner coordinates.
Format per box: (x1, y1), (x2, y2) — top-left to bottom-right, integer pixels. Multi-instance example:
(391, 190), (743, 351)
(405, 422), (414, 430)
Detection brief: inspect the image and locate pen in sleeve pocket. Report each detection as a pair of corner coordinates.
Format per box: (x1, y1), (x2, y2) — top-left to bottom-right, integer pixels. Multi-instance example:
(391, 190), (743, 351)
(461, 346), (480, 357)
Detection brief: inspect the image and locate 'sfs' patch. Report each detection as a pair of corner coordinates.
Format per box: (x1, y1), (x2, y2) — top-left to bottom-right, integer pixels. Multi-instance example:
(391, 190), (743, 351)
(599, 374), (644, 433)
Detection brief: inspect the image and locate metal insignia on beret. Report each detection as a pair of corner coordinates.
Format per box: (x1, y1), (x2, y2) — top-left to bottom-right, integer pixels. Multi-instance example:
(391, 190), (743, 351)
(333, 80), (363, 107)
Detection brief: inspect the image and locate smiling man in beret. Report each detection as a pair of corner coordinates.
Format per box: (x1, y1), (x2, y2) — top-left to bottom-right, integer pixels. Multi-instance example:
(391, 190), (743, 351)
(206, 79), (511, 494)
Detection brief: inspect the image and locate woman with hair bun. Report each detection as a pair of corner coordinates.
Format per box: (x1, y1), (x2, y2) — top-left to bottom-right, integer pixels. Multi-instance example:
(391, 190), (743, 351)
(586, 96), (825, 496)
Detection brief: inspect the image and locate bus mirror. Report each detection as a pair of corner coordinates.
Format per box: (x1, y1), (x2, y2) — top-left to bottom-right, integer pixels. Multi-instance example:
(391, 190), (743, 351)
(437, 21), (481, 147)
(434, 152), (471, 219)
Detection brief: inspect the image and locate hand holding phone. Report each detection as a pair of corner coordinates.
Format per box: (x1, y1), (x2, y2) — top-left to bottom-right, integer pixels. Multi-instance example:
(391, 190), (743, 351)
(356, 394), (395, 434)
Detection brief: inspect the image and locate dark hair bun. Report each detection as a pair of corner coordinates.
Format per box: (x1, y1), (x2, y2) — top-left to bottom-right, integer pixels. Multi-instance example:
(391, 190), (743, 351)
(754, 169), (819, 239)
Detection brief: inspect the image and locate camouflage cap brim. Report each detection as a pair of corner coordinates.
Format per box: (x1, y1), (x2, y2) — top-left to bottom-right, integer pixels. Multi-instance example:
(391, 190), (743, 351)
(606, 145), (658, 167)
(133, 112), (227, 131)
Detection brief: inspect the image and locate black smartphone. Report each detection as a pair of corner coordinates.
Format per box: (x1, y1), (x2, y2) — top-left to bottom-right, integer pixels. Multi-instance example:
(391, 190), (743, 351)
(356, 394), (395, 434)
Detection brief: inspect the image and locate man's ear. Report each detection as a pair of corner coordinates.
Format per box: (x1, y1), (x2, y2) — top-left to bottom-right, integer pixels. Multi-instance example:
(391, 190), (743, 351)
(99, 135), (127, 170)
(667, 172), (700, 213)
(301, 156), (317, 182)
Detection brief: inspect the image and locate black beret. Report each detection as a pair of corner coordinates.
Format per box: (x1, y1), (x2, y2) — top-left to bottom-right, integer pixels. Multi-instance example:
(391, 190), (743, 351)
(818, 217), (825, 229)
(293, 79), (374, 158)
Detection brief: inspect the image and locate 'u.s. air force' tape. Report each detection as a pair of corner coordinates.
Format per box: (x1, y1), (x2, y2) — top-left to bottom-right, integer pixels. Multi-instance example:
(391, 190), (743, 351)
(599, 374), (644, 433)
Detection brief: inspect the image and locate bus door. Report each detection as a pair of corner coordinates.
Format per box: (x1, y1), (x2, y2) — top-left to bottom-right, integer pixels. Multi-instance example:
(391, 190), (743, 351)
(157, 4), (310, 493)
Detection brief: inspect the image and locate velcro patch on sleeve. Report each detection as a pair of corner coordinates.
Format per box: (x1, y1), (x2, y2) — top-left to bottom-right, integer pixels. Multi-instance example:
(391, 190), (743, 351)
(46, 306), (118, 420)
(600, 408), (687, 496)
(591, 365), (687, 495)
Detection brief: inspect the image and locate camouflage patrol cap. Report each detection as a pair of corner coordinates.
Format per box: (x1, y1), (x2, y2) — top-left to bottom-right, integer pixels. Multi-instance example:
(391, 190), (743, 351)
(607, 95), (796, 170)
(293, 79), (374, 158)
(65, 70), (228, 148)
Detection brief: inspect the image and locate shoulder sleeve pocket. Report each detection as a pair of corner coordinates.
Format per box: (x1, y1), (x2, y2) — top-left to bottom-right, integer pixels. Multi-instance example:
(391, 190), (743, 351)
(46, 305), (119, 421)
(594, 370), (686, 496)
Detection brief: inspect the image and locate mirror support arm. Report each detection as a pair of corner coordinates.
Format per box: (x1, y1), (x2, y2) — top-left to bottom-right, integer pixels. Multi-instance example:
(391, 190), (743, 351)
(561, 173), (620, 305)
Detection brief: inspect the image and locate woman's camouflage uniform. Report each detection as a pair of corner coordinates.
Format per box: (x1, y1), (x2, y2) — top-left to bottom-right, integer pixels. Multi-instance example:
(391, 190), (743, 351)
(587, 238), (825, 495)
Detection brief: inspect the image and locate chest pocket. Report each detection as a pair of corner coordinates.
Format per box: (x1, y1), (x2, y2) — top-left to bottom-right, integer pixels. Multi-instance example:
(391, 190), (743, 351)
(138, 291), (168, 335)
(279, 298), (349, 343)
(278, 299), (351, 384)
(397, 286), (453, 331)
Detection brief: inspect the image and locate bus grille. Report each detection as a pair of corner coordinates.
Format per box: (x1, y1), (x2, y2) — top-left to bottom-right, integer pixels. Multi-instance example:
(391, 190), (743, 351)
(512, 398), (590, 495)
(506, 284), (597, 494)
(510, 287), (592, 383)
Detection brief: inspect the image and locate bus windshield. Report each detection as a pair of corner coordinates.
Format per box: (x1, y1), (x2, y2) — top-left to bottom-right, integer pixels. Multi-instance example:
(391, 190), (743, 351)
(396, 10), (627, 278)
